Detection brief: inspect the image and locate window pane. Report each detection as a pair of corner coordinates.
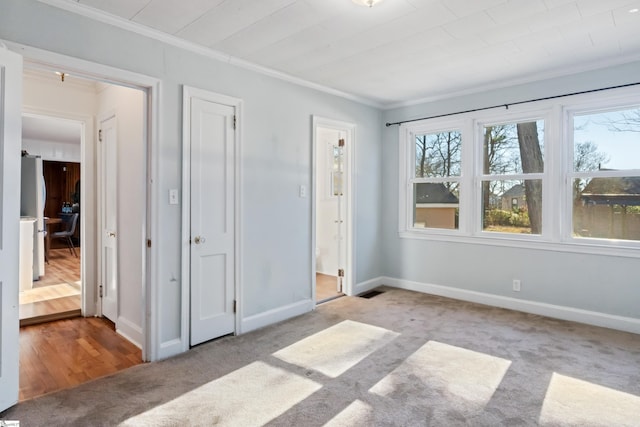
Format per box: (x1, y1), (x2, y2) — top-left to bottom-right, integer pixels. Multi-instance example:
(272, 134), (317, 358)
(572, 177), (640, 241)
(413, 182), (459, 229)
(482, 120), (544, 174)
(482, 179), (542, 234)
(573, 107), (640, 171)
(415, 131), (461, 178)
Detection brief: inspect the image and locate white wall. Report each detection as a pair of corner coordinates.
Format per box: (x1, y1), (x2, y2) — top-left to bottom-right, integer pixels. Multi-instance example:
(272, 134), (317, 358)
(22, 138), (81, 162)
(96, 84), (145, 346)
(382, 62), (640, 329)
(1, 0), (383, 359)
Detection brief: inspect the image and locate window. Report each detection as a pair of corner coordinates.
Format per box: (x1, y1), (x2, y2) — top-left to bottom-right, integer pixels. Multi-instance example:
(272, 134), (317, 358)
(480, 119), (545, 235)
(398, 85), (640, 254)
(410, 129), (462, 230)
(570, 106), (640, 242)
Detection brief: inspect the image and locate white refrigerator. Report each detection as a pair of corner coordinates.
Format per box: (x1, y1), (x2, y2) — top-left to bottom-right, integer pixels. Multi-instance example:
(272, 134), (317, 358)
(21, 155), (45, 279)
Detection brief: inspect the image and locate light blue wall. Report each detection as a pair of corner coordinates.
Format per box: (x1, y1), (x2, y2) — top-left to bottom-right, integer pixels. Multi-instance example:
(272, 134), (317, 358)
(1, 0), (383, 355)
(382, 63), (640, 320)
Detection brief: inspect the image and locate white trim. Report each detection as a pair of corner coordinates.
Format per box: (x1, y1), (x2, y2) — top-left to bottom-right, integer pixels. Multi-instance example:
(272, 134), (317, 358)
(37, 0), (381, 109)
(354, 276), (386, 295)
(116, 317), (143, 349)
(383, 277), (640, 335)
(181, 86), (243, 345)
(7, 39), (161, 362)
(312, 117), (357, 301)
(240, 300), (314, 334)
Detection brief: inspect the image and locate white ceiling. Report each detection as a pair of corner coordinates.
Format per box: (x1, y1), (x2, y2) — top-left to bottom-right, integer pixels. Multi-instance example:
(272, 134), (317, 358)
(22, 115), (82, 145)
(56, 0), (640, 106)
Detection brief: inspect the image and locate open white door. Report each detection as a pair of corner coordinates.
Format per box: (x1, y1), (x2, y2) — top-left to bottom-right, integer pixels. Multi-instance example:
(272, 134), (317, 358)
(0, 46), (23, 412)
(99, 114), (118, 322)
(188, 95), (236, 346)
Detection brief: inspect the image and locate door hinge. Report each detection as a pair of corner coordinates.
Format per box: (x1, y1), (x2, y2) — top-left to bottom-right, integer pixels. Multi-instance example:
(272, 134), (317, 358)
(338, 138), (345, 147)
(99, 285), (103, 298)
(233, 115), (237, 130)
(98, 129), (103, 142)
(338, 268), (345, 277)
(233, 300), (237, 313)
(147, 239), (151, 248)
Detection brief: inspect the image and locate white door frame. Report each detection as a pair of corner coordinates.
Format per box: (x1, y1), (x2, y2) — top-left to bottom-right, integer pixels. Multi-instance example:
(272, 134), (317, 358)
(311, 116), (356, 301)
(181, 86), (243, 351)
(6, 40), (160, 362)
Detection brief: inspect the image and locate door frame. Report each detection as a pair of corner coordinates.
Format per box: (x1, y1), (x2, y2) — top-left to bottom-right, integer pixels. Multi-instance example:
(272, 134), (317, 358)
(311, 116), (356, 302)
(22, 109), (92, 314)
(181, 86), (243, 351)
(6, 40), (160, 362)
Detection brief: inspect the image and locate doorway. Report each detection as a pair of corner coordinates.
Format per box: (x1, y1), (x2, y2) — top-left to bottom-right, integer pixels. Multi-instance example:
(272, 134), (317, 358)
(312, 117), (355, 304)
(16, 67), (148, 399)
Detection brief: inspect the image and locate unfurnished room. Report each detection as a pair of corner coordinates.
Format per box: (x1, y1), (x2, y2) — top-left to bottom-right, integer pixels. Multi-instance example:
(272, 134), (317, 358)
(1, 0), (639, 425)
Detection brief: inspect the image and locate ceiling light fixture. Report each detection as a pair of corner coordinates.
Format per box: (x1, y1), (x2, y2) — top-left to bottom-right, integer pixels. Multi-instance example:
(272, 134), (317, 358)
(55, 71), (66, 82)
(352, 0), (384, 8)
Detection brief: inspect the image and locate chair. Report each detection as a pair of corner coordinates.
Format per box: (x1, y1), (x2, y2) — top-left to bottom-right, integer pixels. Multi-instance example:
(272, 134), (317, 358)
(51, 213), (79, 257)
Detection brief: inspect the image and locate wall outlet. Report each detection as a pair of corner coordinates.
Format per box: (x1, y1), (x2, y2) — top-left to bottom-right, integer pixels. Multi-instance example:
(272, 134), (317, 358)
(513, 279), (521, 292)
(299, 184), (307, 198)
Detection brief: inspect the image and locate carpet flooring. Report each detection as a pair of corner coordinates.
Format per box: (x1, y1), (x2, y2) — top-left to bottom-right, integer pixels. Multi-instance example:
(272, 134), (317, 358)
(2, 286), (639, 426)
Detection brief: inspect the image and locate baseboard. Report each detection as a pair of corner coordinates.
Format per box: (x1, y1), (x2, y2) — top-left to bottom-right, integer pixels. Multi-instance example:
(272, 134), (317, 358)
(116, 316), (143, 349)
(240, 299), (314, 334)
(353, 276), (386, 296)
(382, 277), (640, 335)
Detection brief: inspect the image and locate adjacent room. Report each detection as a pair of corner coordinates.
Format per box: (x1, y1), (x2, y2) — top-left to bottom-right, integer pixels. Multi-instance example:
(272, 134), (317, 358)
(1, 0), (639, 424)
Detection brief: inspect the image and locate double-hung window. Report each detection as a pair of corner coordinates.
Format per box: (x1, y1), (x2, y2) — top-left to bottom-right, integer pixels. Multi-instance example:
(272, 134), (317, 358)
(568, 105), (640, 242)
(479, 118), (546, 236)
(401, 122), (463, 232)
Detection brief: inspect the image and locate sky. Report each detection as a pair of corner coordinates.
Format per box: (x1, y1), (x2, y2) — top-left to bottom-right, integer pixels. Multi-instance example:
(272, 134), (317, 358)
(573, 109), (640, 171)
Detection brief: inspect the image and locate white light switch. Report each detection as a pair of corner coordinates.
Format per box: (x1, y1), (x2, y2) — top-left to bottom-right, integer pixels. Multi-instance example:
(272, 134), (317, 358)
(169, 189), (179, 205)
(299, 185), (307, 198)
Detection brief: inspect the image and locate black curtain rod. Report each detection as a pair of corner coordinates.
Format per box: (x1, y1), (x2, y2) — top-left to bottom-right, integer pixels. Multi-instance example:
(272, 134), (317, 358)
(385, 81), (640, 127)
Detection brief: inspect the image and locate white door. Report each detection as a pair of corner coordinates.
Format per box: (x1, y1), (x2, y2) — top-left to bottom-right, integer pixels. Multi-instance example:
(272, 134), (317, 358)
(99, 115), (118, 322)
(332, 137), (347, 292)
(189, 96), (235, 346)
(0, 46), (23, 412)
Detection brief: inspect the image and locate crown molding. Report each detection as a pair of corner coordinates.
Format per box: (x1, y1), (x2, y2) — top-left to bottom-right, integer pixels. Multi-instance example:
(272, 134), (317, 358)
(38, 0), (383, 109)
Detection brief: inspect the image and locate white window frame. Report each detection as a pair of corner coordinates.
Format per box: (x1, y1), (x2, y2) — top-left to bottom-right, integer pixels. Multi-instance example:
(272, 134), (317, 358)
(398, 118), (469, 236)
(563, 95), (640, 250)
(398, 86), (640, 258)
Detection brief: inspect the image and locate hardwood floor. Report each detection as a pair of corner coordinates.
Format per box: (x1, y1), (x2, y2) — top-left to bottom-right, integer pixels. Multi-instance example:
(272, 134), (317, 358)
(20, 248), (81, 326)
(19, 317), (143, 401)
(316, 273), (343, 302)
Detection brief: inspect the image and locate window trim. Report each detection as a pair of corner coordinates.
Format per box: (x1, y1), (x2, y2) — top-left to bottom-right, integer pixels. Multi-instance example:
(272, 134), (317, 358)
(398, 86), (640, 257)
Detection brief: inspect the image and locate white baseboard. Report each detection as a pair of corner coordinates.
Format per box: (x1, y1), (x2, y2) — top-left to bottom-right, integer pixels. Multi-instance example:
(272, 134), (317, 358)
(382, 276), (640, 335)
(240, 299), (314, 334)
(116, 316), (143, 349)
(353, 276), (386, 296)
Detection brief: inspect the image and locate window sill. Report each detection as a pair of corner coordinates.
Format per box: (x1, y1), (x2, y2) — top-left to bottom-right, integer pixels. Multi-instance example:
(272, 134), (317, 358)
(398, 230), (640, 258)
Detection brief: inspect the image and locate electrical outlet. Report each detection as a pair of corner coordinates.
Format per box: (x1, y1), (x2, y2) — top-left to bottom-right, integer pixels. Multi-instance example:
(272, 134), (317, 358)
(299, 185), (307, 198)
(513, 279), (521, 292)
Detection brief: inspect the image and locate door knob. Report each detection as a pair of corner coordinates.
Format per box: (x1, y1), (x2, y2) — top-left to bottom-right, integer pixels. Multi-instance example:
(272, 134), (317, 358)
(107, 231), (116, 237)
(194, 236), (206, 244)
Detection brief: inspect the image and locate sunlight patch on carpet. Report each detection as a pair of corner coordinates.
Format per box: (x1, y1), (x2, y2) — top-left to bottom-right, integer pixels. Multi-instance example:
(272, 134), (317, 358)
(120, 361), (321, 427)
(369, 341), (511, 408)
(273, 320), (399, 378)
(324, 400), (374, 427)
(539, 373), (640, 426)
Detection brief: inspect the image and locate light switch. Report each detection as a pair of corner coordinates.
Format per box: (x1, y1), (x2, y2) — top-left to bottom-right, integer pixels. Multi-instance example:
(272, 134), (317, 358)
(169, 189), (179, 205)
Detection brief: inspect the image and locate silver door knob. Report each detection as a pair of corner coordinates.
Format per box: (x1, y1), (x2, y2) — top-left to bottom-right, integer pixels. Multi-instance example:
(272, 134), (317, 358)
(194, 236), (206, 244)
(108, 231), (116, 237)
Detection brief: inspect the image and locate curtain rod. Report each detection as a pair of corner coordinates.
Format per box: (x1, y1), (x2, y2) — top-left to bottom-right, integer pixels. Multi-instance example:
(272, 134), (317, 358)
(385, 81), (640, 127)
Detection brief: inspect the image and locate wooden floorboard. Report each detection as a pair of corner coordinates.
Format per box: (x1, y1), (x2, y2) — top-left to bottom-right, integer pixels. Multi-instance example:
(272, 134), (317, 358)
(316, 273), (343, 302)
(19, 317), (143, 402)
(20, 248), (82, 326)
